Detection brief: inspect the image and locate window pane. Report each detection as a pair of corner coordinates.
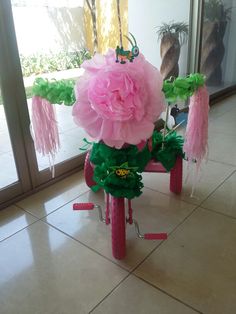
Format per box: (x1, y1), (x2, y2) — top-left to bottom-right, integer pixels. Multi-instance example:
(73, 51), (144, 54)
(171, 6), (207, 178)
(200, 0), (236, 94)
(11, 0), (88, 171)
(0, 89), (19, 189)
(128, 0), (190, 77)
(128, 0), (191, 111)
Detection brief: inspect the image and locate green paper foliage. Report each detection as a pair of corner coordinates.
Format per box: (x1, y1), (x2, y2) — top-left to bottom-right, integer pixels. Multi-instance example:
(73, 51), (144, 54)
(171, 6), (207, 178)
(90, 131), (184, 199)
(90, 142), (151, 173)
(163, 73), (205, 103)
(93, 163), (144, 199)
(32, 73), (205, 106)
(32, 77), (76, 106)
(151, 131), (184, 171)
(90, 142), (151, 199)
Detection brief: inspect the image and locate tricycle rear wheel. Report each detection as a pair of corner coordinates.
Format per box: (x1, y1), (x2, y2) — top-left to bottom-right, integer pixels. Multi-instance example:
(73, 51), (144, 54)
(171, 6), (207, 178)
(84, 152), (96, 188)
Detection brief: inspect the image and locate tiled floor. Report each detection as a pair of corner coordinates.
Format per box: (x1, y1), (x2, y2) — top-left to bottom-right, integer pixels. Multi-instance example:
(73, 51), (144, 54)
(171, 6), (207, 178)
(0, 95), (236, 314)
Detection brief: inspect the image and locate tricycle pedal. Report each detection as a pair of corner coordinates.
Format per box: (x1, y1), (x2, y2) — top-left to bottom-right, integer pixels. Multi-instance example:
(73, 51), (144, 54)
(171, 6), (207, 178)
(73, 202), (108, 224)
(144, 233), (167, 240)
(133, 220), (167, 240)
(73, 203), (95, 210)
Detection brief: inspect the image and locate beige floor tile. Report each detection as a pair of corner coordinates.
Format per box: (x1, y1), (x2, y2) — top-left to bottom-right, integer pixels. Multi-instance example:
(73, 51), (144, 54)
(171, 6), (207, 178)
(45, 188), (196, 270)
(92, 275), (199, 314)
(142, 159), (234, 205)
(0, 221), (127, 314)
(16, 171), (89, 218)
(208, 132), (236, 166)
(208, 95), (236, 121)
(135, 208), (236, 314)
(209, 109), (236, 137)
(0, 205), (37, 241)
(201, 170), (236, 217)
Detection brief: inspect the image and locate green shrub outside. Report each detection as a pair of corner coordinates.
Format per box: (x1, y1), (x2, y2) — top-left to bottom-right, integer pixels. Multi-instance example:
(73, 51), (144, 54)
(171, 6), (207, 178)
(20, 49), (91, 77)
(0, 49), (91, 104)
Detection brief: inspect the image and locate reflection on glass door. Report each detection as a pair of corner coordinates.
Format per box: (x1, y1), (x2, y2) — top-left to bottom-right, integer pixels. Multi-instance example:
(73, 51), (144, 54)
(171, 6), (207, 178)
(11, 0), (88, 172)
(0, 88), (18, 190)
(200, 0), (236, 94)
(128, 0), (191, 109)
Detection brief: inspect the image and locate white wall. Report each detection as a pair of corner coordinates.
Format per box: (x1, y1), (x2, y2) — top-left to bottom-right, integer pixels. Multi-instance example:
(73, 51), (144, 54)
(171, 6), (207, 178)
(12, 5), (85, 55)
(128, 0), (190, 75)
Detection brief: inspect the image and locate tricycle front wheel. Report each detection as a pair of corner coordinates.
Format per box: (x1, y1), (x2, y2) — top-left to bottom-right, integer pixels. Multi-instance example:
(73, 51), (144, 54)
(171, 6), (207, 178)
(111, 197), (126, 260)
(170, 155), (183, 194)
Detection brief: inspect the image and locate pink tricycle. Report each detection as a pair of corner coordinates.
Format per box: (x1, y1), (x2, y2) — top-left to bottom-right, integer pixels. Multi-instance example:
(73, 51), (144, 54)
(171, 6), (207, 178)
(69, 46), (209, 258)
(31, 48), (209, 260)
(73, 141), (183, 260)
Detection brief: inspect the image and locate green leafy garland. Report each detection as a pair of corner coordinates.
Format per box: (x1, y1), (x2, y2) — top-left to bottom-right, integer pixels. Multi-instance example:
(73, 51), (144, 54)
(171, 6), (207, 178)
(90, 141), (151, 199)
(32, 73), (205, 105)
(162, 73), (205, 103)
(32, 77), (75, 106)
(151, 131), (184, 171)
(90, 131), (184, 199)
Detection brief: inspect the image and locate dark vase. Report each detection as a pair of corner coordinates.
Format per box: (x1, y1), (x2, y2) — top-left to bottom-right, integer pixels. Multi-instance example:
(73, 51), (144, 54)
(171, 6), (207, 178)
(160, 33), (181, 80)
(200, 20), (227, 86)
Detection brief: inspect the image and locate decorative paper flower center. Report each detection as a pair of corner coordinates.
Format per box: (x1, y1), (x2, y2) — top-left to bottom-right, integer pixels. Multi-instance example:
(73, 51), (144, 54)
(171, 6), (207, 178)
(88, 69), (144, 121)
(72, 50), (165, 148)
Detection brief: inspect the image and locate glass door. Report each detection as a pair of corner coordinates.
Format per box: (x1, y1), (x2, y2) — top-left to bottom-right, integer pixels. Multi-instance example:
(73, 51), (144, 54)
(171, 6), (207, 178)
(0, 0), (87, 208)
(0, 0), (31, 207)
(0, 90), (18, 189)
(0, 85), (26, 206)
(128, 0), (191, 111)
(10, 0), (88, 185)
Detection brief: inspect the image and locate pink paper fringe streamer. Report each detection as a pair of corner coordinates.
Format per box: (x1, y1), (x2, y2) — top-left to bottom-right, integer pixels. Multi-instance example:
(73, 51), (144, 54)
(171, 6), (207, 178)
(183, 85), (209, 197)
(184, 85), (209, 167)
(31, 96), (60, 159)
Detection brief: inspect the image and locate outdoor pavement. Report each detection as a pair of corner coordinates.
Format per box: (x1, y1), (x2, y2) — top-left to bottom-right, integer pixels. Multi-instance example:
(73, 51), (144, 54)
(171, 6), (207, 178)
(0, 99), (87, 190)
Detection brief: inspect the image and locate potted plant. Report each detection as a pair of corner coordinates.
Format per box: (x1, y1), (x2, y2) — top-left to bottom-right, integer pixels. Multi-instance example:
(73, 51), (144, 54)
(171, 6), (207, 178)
(200, 0), (232, 85)
(156, 21), (188, 80)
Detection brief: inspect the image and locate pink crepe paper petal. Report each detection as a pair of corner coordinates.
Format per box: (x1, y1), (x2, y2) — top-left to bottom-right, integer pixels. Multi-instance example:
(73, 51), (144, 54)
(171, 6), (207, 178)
(72, 50), (165, 148)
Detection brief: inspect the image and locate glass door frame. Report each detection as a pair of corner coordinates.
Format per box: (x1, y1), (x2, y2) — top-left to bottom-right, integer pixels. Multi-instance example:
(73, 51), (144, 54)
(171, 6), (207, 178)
(0, 0), (32, 207)
(188, 0), (204, 74)
(0, 0), (85, 209)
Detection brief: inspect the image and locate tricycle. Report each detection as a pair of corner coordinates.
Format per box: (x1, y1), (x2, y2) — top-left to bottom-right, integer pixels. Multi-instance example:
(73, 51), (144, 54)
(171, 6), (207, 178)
(31, 45), (209, 260)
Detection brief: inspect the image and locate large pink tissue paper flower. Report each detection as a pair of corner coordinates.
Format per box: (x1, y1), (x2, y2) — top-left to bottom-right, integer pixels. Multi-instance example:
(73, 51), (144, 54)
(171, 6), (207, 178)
(73, 49), (164, 148)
